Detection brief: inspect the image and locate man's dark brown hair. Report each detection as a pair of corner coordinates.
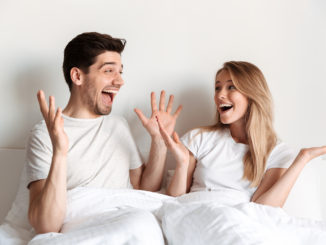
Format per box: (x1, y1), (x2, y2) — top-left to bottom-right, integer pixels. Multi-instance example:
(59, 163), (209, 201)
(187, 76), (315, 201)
(62, 32), (126, 91)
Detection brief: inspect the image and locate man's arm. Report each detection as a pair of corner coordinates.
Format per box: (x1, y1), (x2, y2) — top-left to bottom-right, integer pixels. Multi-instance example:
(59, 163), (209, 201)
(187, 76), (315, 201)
(137, 136), (167, 191)
(28, 152), (67, 233)
(28, 90), (69, 233)
(133, 91), (182, 191)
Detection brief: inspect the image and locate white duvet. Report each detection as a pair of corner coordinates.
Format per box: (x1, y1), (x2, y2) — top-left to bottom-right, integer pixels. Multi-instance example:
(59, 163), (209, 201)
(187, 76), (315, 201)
(27, 188), (170, 245)
(161, 190), (326, 245)
(1, 188), (326, 245)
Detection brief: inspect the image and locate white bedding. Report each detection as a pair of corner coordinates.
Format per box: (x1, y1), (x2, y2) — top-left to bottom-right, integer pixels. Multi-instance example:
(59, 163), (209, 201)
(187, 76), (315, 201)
(27, 188), (170, 245)
(1, 187), (326, 245)
(161, 191), (326, 245)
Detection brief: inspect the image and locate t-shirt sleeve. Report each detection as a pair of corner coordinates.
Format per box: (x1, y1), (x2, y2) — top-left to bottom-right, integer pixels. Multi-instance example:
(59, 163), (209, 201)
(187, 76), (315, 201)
(180, 128), (202, 159)
(120, 118), (143, 170)
(266, 142), (296, 170)
(25, 125), (52, 188)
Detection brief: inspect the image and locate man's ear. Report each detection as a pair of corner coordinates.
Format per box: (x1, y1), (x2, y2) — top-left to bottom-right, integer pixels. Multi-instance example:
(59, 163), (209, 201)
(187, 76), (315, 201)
(70, 67), (84, 86)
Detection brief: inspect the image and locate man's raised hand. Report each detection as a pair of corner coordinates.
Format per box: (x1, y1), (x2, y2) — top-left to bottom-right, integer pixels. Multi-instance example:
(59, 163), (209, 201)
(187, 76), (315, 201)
(134, 90), (182, 138)
(37, 90), (69, 155)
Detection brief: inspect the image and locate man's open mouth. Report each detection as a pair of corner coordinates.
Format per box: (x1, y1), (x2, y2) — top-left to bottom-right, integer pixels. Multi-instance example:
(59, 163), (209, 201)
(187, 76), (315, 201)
(101, 89), (118, 104)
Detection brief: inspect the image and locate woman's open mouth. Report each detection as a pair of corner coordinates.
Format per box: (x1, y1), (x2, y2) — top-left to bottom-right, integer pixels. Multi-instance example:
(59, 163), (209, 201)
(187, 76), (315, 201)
(219, 104), (233, 113)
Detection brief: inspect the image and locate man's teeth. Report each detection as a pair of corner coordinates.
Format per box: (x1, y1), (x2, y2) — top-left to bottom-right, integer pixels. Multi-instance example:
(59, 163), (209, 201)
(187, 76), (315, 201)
(102, 90), (118, 94)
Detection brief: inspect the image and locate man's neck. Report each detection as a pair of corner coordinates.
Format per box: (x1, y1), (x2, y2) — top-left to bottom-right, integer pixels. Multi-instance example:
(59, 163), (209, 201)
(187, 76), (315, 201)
(63, 95), (100, 119)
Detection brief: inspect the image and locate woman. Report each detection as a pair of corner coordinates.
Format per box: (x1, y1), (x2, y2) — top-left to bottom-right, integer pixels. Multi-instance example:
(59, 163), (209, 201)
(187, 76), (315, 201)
(157, 61), (326, 207)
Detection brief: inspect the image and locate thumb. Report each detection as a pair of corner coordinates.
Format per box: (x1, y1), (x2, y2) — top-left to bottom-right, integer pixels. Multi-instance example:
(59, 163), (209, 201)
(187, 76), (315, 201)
(172, 131), (181, 144)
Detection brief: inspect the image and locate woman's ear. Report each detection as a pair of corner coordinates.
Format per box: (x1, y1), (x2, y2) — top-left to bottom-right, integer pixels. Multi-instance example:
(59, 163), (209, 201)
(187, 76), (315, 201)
(70, 67), (84, 86)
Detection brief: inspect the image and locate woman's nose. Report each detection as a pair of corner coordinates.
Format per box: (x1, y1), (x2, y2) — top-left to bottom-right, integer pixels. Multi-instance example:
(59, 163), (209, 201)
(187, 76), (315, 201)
(218, 89), (227, 100)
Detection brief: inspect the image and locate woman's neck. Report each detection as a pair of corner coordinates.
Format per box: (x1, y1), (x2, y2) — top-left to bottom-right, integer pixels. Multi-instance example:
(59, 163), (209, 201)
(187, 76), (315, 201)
(229, 119), (247, 144)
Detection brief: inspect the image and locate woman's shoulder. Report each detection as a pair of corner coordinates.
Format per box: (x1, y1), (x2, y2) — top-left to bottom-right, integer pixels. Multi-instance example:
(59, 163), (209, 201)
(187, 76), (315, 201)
(267, 140), (297, 169)
(181, 127), (229, 145)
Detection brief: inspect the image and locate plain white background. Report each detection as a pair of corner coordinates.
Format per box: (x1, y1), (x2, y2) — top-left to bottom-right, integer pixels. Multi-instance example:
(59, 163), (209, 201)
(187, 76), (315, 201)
(0, 0), (325, 221)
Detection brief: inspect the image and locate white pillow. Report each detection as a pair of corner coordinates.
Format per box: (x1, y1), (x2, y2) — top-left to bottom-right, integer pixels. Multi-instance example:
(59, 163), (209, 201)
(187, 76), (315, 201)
(0, 149), (35, 243)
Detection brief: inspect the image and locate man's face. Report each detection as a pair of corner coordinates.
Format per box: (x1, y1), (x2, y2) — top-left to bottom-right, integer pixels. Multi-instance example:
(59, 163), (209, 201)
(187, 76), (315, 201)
(80, 51), (124, 116)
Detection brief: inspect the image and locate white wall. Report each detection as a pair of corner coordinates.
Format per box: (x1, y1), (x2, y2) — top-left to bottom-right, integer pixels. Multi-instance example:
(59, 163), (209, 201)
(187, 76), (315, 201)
(0, 0), (325, 219)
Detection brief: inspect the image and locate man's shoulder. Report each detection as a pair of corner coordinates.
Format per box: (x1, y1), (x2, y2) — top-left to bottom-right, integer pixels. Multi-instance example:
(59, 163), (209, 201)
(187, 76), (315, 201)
(30, 120), (48, 135)
(27, 120), (51, 150)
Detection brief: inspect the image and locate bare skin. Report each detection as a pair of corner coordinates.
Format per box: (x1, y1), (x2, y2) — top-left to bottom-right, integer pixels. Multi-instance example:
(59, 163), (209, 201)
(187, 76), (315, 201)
(28, 52), (182, 234)
(158, 70), (326, 207)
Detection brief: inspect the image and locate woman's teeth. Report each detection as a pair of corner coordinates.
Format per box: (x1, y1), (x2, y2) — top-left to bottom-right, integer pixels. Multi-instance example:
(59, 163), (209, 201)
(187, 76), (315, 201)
(220, 104), (233, 112)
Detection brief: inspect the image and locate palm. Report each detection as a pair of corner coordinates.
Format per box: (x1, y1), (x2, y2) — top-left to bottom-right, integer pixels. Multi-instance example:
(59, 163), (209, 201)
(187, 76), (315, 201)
(299, 146), (326, 162)
(135, 91), (182, 137)
(37, 90), (69, 154)
(146, 111), (176, 136)
(156, 119), (189, 164)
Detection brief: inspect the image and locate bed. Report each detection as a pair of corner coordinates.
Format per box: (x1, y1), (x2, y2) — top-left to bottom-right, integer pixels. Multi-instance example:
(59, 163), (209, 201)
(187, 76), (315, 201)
(0, 148), (325, 244)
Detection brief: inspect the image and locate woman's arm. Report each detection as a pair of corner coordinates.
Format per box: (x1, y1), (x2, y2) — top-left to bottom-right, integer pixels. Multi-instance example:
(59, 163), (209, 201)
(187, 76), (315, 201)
(167, 152), (197, 196)
(156, 117), (197, 196)
(251, 146), (326, 207)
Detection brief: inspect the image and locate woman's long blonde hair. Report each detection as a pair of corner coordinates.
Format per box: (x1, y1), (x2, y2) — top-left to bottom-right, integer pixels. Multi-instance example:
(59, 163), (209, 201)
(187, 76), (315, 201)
(203, 61), (277, 187)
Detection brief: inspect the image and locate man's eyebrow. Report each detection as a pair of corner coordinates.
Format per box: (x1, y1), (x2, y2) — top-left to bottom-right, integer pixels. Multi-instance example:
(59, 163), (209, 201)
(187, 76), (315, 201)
(215, 79), (232, 84)
(99, 62), (123, 69)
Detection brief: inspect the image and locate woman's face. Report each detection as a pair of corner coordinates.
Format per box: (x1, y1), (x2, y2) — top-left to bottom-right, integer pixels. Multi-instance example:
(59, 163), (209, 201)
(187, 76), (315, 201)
(214, 70), (249, 125)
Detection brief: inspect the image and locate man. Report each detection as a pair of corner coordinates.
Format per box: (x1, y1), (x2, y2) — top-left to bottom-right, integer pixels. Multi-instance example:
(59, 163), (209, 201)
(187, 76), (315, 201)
(26, 32), (181, 234)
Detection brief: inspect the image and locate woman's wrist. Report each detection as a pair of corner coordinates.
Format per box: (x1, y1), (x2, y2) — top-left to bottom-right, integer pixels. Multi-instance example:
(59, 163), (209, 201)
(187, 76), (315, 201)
(175, 160), (189, 171)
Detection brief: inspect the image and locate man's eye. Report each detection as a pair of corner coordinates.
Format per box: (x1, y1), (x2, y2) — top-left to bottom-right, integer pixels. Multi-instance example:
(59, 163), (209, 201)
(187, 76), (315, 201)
(215, 87), (221, 91)
(119, 71), (123, 75)
(105, 69), (113, 73)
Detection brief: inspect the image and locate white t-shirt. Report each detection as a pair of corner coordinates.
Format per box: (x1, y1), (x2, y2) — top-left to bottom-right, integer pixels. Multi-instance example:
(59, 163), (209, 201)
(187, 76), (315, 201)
(26, 115), (142, 190)
(181, 128), (296, 199)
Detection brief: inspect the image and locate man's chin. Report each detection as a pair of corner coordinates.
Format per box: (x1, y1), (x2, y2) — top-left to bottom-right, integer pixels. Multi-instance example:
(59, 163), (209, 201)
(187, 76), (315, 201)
(95, 106), (112, 116)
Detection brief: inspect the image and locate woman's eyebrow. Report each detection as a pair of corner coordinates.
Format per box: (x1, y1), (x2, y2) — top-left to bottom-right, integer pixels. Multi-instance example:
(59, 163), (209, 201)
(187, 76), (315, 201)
(215, 80), (233, 84)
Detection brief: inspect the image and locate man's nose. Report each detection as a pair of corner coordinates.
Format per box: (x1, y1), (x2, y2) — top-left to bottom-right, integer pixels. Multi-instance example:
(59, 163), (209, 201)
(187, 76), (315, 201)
(112, 73), (124, 86)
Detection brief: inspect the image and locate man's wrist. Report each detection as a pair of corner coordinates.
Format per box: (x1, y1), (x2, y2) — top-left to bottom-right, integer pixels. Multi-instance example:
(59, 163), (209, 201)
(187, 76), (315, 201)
(151, 135), (166, 145)
(53, 149), (68, 158)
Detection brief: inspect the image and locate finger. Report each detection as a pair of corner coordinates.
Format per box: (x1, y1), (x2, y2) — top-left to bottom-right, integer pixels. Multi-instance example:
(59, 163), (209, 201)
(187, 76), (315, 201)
(315, 146), (326, 156)
(151, 92), (158, 112)
(134, 108), (148, 125)
(166, 95), (174, 113)
(49, 96), (56, 122)
(172, 131), (181, 144)
(173, 105), (183, 118)
(37, 90), (49, 120)
(54, 107), (63, 128)
(156, 116), (175, 147)
(159, 90), (166, 111)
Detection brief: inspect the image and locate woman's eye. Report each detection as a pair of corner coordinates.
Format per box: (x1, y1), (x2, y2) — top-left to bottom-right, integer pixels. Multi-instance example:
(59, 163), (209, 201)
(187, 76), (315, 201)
(215, 87), (221, 91)
(229, 85), (236, 90)
(105, 69), (112, 73)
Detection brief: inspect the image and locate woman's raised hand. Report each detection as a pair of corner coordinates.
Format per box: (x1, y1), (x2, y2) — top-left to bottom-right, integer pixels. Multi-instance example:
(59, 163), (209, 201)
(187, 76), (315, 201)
(296, 146), (326, 163)
(156, 115), (189, 166)
(37, 90), (69, 155)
